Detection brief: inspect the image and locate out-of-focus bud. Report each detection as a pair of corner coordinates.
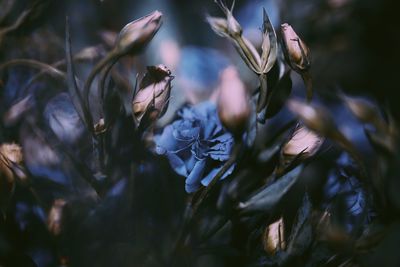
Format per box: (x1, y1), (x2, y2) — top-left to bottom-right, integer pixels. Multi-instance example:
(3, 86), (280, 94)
(281, 23), (310, 72)
(132, 64), (173, 128)
(48, 199), (66, 236)
(280, 125), (324, 169)
(263, 217), (286, 255)
(115, 10), (162, 56)
(206, 16), (229, 38)
(342, 96), (387, 133)
(0, 143), (24, 206)
(287, 99), (336, 136)
(94, 118), (106, 135)
(74, 45), (104, 62)
(0, 143), (23, 184)
(217, 67), (251, 137)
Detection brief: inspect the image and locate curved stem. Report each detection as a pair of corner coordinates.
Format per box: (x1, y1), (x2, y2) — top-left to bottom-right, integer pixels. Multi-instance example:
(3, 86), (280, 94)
(82, 50), (119, 132)
(0, 59), (66, 80)
(301, 71), (313, 102)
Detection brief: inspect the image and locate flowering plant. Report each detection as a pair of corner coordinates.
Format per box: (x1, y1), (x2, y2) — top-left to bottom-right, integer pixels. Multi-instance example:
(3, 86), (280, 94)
(155, 101), (235, 192)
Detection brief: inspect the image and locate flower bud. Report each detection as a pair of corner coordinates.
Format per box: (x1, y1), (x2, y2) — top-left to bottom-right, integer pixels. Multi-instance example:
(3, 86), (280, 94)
(281, 124), (323, 165)
(115, 10), (162, 55)
(281, 23), (311, 72)
(48, 199), (66, 236)
(0, 143), (23, 184)
(1, 143), (24, 204)
(132, 64), (173, 128)
(206, 16), (229, 38)
(217, 67), (251, 137)
(263, 217), (286, 255)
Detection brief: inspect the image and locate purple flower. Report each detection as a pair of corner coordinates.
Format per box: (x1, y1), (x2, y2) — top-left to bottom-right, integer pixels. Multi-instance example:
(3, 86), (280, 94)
(155, 101), (235, 193)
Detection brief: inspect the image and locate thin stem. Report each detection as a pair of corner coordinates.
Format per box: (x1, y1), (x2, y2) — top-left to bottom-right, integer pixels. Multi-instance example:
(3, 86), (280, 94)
(172, 143), (241, 259)
(0, 59), (66, 79)
(82, 50), (119, 133)
(301, 71), (313, 102)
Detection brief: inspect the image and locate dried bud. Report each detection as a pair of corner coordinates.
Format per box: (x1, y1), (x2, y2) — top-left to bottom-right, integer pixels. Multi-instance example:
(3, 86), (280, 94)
(263, 217), (286, 255)
(116, 10), (162, 55)
(132, 64), (173, 128)
(217, 67), (251, 137)
(48, 199), (66, 236)
(94, 118), (106, 135)
(281, 124), (323, 166)
(281, 23), (311, 72)
(342, 96), (388, 133)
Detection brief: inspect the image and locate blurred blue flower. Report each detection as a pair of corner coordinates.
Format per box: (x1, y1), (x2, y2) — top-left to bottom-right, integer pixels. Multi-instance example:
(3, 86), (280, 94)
(322, 153), (370, 233)
(155, 101), (235, 193)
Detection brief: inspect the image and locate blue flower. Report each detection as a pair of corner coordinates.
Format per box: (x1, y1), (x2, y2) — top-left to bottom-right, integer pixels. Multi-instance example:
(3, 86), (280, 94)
(155, 101), (235, 193)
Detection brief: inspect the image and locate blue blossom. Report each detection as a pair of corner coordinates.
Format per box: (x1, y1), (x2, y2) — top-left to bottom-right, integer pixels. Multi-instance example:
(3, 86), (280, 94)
(155, 101), (235, 193)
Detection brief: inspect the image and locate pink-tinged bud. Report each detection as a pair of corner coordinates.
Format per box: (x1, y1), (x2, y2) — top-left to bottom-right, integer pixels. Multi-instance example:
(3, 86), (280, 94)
(263, 217), (286, 255)
(282, 124), (323, 164)
(0, 143), (24, 204)
(116, 10), (162, 55)
(217, 67), (251, 137)
(281, 23), (311, 72)
(132, 64), (173, 127)
(47, 199), (66, 236)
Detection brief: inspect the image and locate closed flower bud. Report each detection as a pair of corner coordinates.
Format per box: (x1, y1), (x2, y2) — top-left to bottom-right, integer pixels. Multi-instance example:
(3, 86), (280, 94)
(132, 64), (173, 128)
(217, 67), (251, 137)
(1, 143), (24, 205)
(263, 217), (286, 255)
(281, 124), (323, 166)
(206, 16), (229, 38)
(0, 143), (23, 184)
(281, 23), (311, 72)
(48, 199), (66, 236)
(116, 10), (162, 56)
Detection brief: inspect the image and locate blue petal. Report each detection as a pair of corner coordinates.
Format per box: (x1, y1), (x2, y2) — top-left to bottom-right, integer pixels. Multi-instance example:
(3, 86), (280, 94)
(166, 152), (187, 177)
(200, 163), (235, 187)
(185, 159), (206, 188)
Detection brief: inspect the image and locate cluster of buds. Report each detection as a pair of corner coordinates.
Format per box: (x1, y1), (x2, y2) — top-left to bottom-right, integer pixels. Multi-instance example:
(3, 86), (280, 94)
(217, 66), (251, 137)
(82, 10), (163, 134)
(132, 64), (174, 130)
